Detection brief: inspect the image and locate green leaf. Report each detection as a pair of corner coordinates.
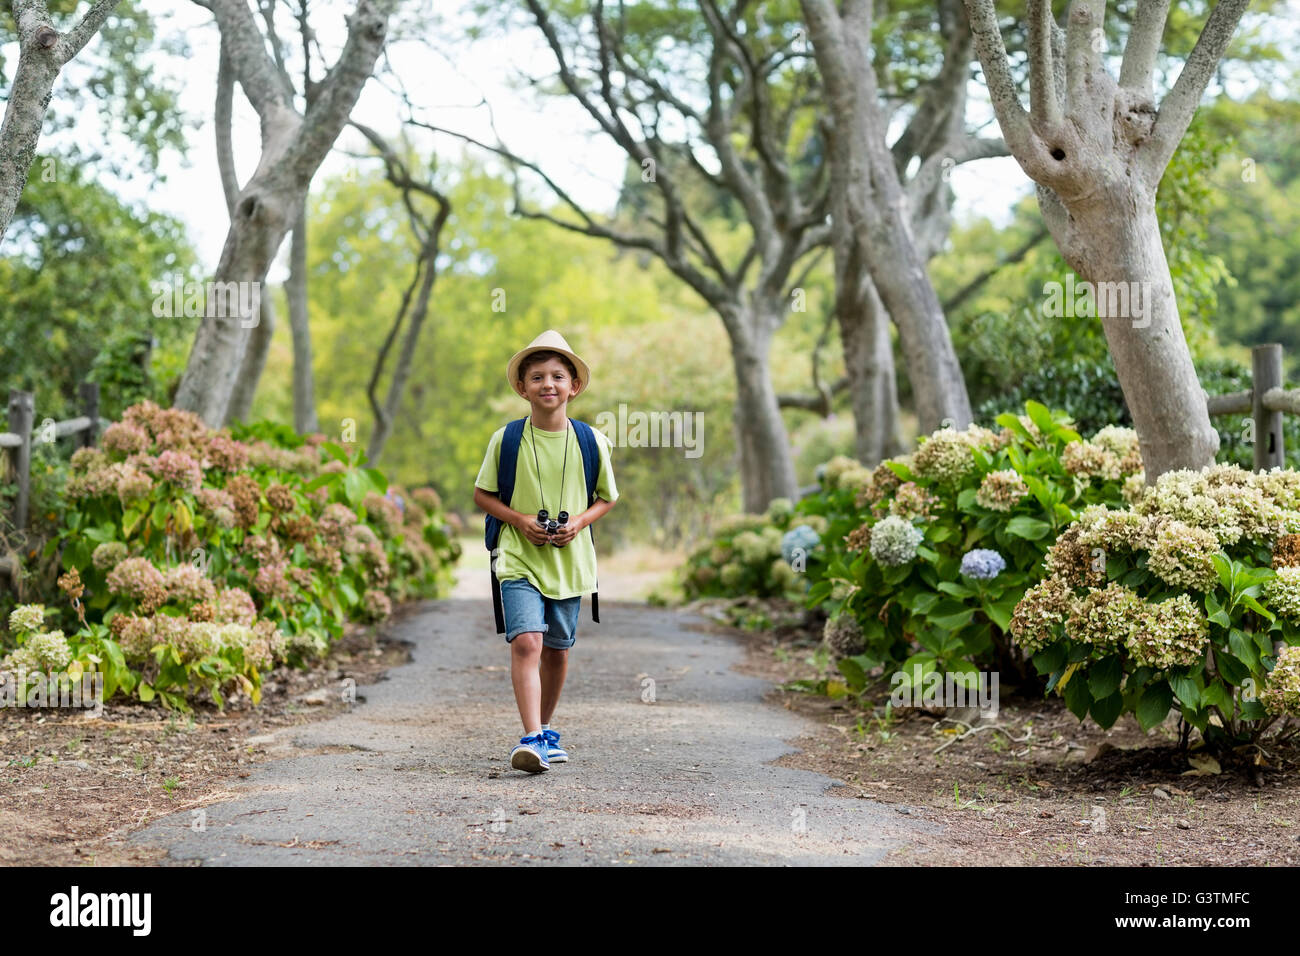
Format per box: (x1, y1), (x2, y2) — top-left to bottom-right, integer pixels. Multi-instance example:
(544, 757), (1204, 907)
(930, 608), (975, 631)
(1087, 656), (1123, 700)
(150, 500), (169, 530)
(138, 682), (156, 703)
(936, 581), (975, 599)
(1211, 552), (1234, 593)
(1089, 691), (1124, 729)
(321, 441), (350, 463)
(1216, 651), (1251, 686)
(1033, 643), (1068, 676)
(1005, 516), (1052, 540)
(1228, 629), (1259, 670)
(983, 597), (1017, 633)
(365, 468), (389, 493)
(1135, 681), (1174, 731)
(836, 657), (867, 693)
(1024, 400), (1057, 438)
(344, 469), (369, 507)
(884, 461), (914, 482)
(956, 489), (978, 511)
(1063, 670), (1092, 720)
(1168, 673), (1201, 709)
(1204, 592), (1231, 628)
(1202, 679), (1234, 714)
(1239, 594), (1274, 621)
(1240, 699), (1266, 720)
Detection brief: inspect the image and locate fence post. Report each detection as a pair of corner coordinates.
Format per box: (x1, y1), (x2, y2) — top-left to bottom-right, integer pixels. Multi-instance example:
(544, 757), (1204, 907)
(7, 389), (34, 531)
(1253, 344), (1285, 471)
(79, 381), (100, 448)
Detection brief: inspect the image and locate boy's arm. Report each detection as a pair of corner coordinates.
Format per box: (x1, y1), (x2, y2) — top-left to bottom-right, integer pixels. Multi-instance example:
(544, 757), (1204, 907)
(473, 486), (551, 546)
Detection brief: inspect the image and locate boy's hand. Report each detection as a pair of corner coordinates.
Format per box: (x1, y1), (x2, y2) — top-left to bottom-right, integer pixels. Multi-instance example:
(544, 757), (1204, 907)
(548, 512), (587, 547)
(512, 512), (554, 547)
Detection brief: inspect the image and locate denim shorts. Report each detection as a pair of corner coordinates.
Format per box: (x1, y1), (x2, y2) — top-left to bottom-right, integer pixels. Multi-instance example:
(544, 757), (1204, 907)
(500, 577), (581, 649)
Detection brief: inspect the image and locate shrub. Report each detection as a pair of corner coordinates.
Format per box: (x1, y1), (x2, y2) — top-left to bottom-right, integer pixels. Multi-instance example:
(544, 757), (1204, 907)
(0, 402), (461, 710)
(797, 402), (1138, 692)
(1010, 463), (1300, 746)
(681, 497), (828, 602)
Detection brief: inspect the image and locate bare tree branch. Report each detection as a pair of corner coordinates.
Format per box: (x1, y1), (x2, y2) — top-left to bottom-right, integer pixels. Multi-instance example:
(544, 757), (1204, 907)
(1141, 0), (1252, 185)
(1119, 0), (1173, 96)
(1028, 0), (1062, 129)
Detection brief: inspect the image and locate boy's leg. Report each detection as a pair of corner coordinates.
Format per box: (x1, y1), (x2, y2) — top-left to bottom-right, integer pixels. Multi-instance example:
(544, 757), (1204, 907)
(509, 631), (544, 733)
(539, 647), (569, 725)
(500, 577), (550, 736)
(539, 594), (582, 725)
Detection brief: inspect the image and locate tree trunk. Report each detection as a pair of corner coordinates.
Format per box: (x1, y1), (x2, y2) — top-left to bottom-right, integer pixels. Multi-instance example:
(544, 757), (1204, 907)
(725, 305), (799, 512)
(173, 186), (297, 425)
(960, 0), (1249, 478)
(801, 0), (973, 437)
(287, 210), (319, 433)
(0, 1), (123, 241)
(367, 256), (437, 464)
(226, 294), (277, 424)
(1055, 193), (1217, 475)
(838, 274), (902, 465)
(172, 0), (390, 426)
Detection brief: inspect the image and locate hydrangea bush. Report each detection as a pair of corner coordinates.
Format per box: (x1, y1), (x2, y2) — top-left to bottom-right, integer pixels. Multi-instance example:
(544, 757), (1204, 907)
(1, 402), (461, 710)
(681, 496), (828, 602)
(1012, 463), (1300, 744)
(797, 402), (1139, 692)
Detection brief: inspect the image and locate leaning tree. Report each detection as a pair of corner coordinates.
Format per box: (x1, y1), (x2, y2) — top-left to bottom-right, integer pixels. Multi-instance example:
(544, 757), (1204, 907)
(172, 0), (393, 427)
(961, 0), (1252, 478)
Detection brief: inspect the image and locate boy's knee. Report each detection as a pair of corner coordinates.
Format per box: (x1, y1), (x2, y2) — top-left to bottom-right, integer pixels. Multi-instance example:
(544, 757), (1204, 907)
(510, 631), (544, 655)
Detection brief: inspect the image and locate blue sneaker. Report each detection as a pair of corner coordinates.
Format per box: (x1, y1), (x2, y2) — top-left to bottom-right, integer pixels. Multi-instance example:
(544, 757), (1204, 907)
(541, 728), (568, 763)
(509, 733), (551, 773)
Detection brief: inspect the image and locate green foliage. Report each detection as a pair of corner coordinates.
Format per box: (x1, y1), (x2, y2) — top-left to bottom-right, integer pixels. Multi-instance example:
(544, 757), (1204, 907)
(795, 404), (1136, 682)
(2, 402), (460, 711)
(977, 354), (1300, 471)
(0, 160), (197, 425)
(679, 497), (825, 602)
(1013, 465), (1300, 746)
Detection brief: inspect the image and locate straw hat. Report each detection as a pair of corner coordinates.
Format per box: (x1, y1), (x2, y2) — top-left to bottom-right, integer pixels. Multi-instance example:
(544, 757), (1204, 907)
(506, 330), (591, 400)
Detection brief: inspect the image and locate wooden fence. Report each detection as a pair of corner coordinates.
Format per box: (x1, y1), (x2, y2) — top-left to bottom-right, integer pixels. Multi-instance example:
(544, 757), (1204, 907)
(1, 384), (102, 580)
(1203, 343), (1300, 471)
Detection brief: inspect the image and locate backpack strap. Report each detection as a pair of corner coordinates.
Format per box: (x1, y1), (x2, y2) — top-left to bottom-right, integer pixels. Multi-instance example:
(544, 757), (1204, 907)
(571, 420), (601, 624)
(486, 418), (528, 634)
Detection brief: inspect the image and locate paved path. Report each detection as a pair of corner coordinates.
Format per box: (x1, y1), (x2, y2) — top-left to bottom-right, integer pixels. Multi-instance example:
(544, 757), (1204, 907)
(131, 597), (935, 865)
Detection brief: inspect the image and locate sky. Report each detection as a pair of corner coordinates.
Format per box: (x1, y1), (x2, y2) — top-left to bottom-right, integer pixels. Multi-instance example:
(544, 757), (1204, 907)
(6, 0), (1291, 280)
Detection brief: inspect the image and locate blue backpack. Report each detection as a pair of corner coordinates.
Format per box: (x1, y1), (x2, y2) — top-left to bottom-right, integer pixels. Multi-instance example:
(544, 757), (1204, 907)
(484, 417), (602, 633)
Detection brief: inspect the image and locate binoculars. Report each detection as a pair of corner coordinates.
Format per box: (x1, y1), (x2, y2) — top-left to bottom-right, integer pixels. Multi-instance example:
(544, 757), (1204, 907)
(536, 509), (569, 542)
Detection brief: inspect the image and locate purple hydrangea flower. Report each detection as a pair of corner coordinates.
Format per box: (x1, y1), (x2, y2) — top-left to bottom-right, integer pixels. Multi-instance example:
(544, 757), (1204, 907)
(960, 548), (1006, 580)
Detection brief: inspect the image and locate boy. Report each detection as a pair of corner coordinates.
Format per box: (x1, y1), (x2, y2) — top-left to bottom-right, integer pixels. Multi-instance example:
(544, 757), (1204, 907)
(473, 330), (619, 774)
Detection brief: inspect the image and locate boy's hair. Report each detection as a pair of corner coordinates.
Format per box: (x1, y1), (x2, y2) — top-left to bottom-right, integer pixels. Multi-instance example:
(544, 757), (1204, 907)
(517, 349), (580, 385)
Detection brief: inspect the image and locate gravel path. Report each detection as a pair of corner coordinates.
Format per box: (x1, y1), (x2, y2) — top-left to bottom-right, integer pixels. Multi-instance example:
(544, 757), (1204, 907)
(131, 597), (935, 865)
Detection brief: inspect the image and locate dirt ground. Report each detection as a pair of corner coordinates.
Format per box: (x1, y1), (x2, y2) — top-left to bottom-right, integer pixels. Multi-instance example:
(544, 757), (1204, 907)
(6, 574), (1299, 867)
(713, 598), (1300, 866)
(0, 608), (416, 867)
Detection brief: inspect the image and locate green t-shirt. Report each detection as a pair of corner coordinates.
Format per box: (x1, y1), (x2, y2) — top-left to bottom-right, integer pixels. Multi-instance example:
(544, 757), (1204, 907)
(475, 417), (619, 600)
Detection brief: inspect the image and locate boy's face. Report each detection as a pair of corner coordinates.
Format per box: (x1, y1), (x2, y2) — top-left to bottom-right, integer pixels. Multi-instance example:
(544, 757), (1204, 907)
(515, 356), (580, 408)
